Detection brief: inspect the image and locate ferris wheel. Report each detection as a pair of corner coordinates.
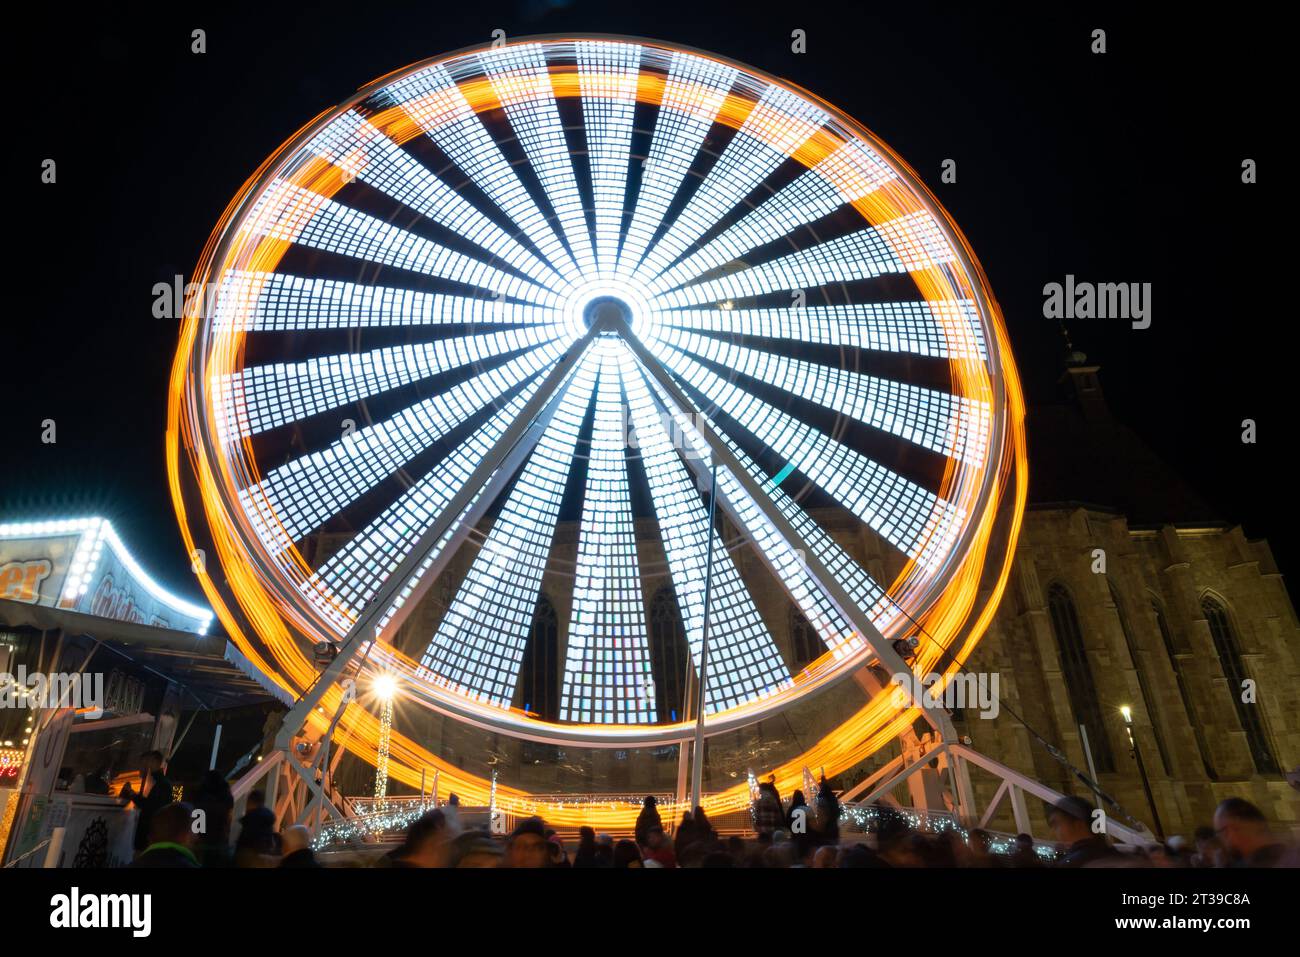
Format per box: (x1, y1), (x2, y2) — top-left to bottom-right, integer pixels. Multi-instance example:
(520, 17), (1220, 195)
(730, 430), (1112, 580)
(170, 36), (1025, 788)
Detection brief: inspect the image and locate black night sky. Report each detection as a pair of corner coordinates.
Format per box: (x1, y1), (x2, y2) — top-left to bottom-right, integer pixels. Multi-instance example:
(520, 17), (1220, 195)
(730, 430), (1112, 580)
(4, 1), (1288, 602)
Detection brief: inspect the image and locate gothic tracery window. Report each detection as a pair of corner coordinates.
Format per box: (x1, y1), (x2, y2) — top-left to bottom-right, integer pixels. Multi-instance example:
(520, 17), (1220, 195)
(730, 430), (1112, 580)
(1202, 595), (1277, 775)
(1047, 583), (1114, 773)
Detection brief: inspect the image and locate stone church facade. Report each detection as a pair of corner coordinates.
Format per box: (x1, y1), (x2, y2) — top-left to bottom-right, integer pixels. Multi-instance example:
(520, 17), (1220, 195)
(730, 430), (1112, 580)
(960, 507), (1298, 838)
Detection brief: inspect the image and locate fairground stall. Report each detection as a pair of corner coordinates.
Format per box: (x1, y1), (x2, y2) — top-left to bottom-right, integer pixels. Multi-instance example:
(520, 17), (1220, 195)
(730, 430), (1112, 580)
(0, 518), (286, 867)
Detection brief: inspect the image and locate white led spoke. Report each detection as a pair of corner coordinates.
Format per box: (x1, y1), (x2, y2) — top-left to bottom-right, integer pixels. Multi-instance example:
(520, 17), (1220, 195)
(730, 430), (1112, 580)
(559, 348), (656, 724)
(211, 273), (560, 334)
(620, 346), (790, 712)
(419, 350), (601, 708)
(656, 345), (965, 570)
(303, 110), (569, 293)
(576, 41), (641, 276)
(238, 343), (567, 557)
(636, 360), (895, 660)
(478, 44), (597, 277)
(616, 51), (737, 277)
(635, 85), (828, 281)
(381, 63), (583, 283)
(243, 178), (560, 305)
(217, 327), (563, 437)
(660, 326), (991, 465)
(647, 139), (897, 294)
(658, 301), (988, 361)
(308, 381), (542, 632)
(651, 214), (955, 307)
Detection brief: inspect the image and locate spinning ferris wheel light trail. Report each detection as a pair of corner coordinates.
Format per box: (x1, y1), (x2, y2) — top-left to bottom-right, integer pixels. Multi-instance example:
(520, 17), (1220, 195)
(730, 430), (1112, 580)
(167, 35), (1027, 827)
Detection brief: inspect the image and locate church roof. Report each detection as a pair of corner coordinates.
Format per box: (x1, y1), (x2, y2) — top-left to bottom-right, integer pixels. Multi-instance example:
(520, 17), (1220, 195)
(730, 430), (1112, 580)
(1024, 365), (1219, 525)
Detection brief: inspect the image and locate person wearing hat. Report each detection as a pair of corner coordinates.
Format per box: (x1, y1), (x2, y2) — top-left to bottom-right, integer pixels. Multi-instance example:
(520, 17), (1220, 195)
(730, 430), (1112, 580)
(504, 816), (550, 868)
(1047, 795), (1120, 867)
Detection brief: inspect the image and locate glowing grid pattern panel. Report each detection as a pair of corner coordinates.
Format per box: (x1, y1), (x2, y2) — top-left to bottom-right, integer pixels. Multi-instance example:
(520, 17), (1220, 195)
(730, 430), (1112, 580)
(211, 272), (558, 334)
(419, 350), (601, 707)
(218, 326), (562, 436)
(235, 346), (561, 557)
(620, 345), (791, 712)
(478, 44), (597, 277)
(559, 347), (656, 723)
(380, 62), (583, 284)
(635, 84), (829, 281)
(652, 215), (952, 308)
(576, 41), (641, 275)
(660, 326), (991, 465)
(658, 301), (989, 361)
(303, 110), (567, 292)
(242, 178), (554, 306)
(654, 342), (964, 570)
(648, 139), (898, 295)
(615, 50), (738, 277)
(637, 364), (896, 662)
(308, 343), (576, 631)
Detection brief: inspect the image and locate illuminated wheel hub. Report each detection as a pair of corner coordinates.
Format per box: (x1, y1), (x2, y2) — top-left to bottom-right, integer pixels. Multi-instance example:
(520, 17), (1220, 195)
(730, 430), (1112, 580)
(170, 37), (1026, 791)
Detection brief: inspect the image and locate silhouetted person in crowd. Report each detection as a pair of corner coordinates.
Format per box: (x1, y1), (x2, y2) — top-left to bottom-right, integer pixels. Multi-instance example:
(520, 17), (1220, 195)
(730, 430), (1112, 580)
(692, 805), (717, 844)
(965, 828), (1001, 867)
(613, 839), (644, 868)
(840, 844), (888, 868)
(1192, 825), (1228, 868)
(875, 809), (920, 867)
(121, 750), (173, 854)
(1010, 832), (1042, 868)
(505, 817), (550, 868)
(814, 777), (840, 844)
(380, 809), (449, 868)
(546, 831), (570, 867)
(634, 795), (662, 847)
(1047, 795), (1119, 867)
(642, 825), (677, 868)
(131, 801), (199, 868)
(674, 811), (698, 859)
(191, 770), (234, 868)
(83, 766), (111, 795)
(572, 825), (600, 868)
(449, 830), (502, 867)
(1213, 798), (1288, 867)
(235, 788), (279, 865)
(593, 832), (615, 868)
(279, 824), (321, 867)
(753, 781), (784, 840)
(786, 788), (807, 830)
(1160, 835), (1192, 867)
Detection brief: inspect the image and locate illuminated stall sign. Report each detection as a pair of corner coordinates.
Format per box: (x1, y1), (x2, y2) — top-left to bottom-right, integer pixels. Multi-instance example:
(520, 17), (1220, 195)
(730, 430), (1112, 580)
(0, 519), (212, 634)
(0, 748), (21, 781)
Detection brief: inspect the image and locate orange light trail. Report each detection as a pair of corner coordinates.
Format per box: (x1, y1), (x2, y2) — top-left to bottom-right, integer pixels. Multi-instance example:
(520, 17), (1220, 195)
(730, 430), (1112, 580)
(166, 37), (1028, 828)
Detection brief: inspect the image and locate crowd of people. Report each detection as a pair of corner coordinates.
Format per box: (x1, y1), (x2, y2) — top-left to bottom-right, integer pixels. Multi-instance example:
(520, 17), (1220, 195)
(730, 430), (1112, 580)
(123, 760), (1298, 868)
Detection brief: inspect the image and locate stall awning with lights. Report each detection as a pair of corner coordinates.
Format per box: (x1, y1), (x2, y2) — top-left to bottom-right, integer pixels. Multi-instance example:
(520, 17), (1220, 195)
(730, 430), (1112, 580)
(0, 518), (213, 635)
